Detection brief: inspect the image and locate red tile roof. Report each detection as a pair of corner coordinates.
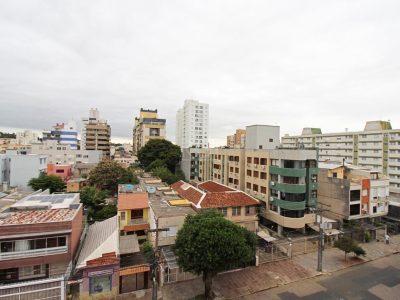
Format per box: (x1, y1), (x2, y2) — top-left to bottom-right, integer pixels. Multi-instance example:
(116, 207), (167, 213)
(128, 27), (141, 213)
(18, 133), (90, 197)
(170, 181), (204, 205)
(86, 252), (119, 267)
(118, 192), (149, 211)
(198, 181), (234, 193)
(0, 208), (76, 225)
(201, 191), (259, 208)
(171, 180), (259, 209)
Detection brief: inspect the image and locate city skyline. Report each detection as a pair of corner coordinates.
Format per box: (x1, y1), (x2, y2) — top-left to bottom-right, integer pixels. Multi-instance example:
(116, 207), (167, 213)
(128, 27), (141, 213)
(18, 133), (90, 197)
(1, 1), (400, 147)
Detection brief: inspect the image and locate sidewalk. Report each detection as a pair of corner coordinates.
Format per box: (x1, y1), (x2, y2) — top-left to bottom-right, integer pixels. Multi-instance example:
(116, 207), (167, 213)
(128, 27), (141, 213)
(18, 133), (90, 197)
(161, 235), (400, 300)
(294, 234), (400, 274)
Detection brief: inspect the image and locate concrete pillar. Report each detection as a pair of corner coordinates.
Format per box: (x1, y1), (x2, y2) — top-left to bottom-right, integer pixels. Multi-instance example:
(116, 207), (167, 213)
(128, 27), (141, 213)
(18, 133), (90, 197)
(278, 225), (283, 236)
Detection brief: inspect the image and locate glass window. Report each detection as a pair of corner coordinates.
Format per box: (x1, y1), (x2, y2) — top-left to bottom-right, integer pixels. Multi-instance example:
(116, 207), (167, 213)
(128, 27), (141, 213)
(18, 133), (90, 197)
(58, 236), (67, 247)
(1, 241), (14, 253)
(47, 237), (58, 248)
(232, 207), (241, 216)
(35, 239), (46, 249)
(218, 207), (227, 216)
(89, 275), (112, 295)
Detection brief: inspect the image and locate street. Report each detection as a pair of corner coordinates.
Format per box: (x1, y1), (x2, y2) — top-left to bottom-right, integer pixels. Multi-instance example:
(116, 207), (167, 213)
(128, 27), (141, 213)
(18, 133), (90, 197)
(241, 253), (400, 300)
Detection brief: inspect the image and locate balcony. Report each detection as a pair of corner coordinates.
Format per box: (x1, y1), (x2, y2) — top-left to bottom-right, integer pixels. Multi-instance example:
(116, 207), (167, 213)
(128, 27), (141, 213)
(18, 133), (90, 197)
(0, 246), (68, 261)
(124, 218), (150, 232)
(266, 210), (315, 229)
(270, 197), (306, 210)
(270, 166), (306, 177)
(270, 181), (306, 193)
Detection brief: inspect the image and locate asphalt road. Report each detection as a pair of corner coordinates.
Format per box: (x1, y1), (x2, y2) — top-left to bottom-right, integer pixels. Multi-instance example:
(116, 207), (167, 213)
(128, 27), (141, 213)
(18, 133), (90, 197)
(242, 253), (400, 300)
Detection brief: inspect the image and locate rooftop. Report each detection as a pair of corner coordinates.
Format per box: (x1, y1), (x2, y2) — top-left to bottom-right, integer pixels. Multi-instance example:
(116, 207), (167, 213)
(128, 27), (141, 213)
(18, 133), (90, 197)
(140, 178), (196, 218)
(171, 181), (259, 209)
(118, 191), (149, 211)
(76, 215), (119, 269)
(12, 193), (80, 210)
(0, 208), (77, 225)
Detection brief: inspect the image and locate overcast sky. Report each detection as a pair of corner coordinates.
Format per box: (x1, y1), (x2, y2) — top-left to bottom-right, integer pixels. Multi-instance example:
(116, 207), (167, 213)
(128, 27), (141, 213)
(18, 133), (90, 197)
(1, 0), (399, 146)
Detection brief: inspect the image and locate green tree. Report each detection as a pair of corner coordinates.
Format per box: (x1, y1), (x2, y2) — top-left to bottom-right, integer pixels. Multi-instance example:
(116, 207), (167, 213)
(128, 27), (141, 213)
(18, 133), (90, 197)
(93, 204), (117, 220)
(137, 139), (181, 172)
(334, 237), (366, 261)
(89, 160), (133, 193)
(145, 159), (167, 172)
(174, 210), (256, 300)
(28, 173), (65, 193)
(0, 132), (16, 138)
(151, 166), (180, 185)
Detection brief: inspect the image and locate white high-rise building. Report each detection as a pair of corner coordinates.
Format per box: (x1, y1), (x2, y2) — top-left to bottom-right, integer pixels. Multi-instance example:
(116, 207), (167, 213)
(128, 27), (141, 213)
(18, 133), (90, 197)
(176, 99), (209, 148)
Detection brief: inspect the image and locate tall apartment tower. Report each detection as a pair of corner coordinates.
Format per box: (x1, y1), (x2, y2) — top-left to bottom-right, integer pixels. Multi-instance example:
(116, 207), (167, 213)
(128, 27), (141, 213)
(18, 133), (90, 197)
(132, 108), (166, 155)
(81, 108), (111, 157)
(176, 99), (209, 149)
(42, 120), (78, 150)
(282, 120), (400, 193)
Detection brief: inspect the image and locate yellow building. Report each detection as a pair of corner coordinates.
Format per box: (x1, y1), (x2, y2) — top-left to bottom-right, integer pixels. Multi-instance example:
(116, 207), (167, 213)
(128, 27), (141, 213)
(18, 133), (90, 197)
(117, 184), (150, 241)
(132, 109), (166, 155)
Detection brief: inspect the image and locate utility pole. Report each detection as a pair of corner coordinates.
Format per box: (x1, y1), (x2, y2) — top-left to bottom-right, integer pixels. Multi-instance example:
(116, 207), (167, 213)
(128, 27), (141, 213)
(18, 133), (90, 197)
(147, 218), (169, 300)
(314, 206), (329, 273)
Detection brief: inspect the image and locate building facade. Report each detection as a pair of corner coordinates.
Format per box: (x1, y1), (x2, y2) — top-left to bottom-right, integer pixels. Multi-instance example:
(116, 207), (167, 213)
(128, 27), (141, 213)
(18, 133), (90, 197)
(226, 129), (246, 149)
(0, 192), (83, 300)
(281, 121), (400, 193)
(318, 162), (390, 222)
(81, 108), (111, 157)
(132, 109), (166, 155)
(0, 150), (47, 190)
(176, 99), (209, 149)
(43, 121), (78, 150)
(31, 140), (103, 165)
(182, 147), (318, 235)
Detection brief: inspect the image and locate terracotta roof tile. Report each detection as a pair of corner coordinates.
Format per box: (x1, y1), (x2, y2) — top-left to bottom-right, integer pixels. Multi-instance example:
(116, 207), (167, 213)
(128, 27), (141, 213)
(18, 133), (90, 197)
(0, 208), (76, 225)
(198, 181), (234, 193)
(201, 191), (259, 208)
(171, 181), (204, 205)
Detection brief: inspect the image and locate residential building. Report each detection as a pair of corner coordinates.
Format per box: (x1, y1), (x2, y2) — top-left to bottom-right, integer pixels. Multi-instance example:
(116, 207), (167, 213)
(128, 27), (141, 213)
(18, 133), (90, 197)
(138, 175), (197, 285)
(15, 130), (39, 145)
(81, 108), (111, 157)
(318, 162), (389, 222)
(171, 180), (259, 232)
(245, 125), (280, 150)
(0, 138), (31, 154)
(66, 178), (88, 193)
(47, 164), (73, 182)
(281, 120), (400, 193)
(226, 129), (246, 149)
(42, 121), (78, 150)
(132, 109), (166, 155)
(176, 99), (209, 149)
(181, 147), (318, 235)
(31, 140), (103, 165)
(0, 150), (47, 190)
(117, 184), (150, 241)
(117, 184), (152, 293)
(0, 191), (83, 300)
(74, 216), (120, 298)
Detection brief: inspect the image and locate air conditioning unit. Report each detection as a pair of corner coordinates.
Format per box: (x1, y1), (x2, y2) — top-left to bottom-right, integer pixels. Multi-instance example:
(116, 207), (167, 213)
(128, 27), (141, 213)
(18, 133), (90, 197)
(246, 189), (250, 193)
(269, 197), (274, 201)
(271, 181), (275, 186)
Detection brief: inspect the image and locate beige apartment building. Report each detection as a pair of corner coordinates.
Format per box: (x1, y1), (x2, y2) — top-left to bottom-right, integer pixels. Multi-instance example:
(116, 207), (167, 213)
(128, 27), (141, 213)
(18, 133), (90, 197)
(282, 121), (400, 193)
(81, 108), (111, 157)
(318, 162), (389, 222)
(132, 109), (166, 155)
(182, 147), (318, 235)
(226, 129), (246, 148)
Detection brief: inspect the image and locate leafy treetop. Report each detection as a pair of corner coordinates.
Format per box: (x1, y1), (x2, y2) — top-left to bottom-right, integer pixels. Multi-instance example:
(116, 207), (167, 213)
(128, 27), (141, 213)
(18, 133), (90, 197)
(137, 139), (181, 172)
(28, 173), (65, 193)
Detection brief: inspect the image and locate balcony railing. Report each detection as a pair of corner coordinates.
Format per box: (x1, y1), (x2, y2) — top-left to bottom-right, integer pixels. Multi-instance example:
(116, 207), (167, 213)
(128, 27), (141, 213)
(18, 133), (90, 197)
(0, 246), (68, 261)
(269, 166), (306, 177)
(129, 218), (146, 225)
(270, 197), (306, 210)
(269, 181), (306, 193)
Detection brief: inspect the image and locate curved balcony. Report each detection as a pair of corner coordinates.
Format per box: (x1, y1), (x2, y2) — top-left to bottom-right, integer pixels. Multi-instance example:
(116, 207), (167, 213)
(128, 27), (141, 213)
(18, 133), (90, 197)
(269, 166), (306, 177)
(269, 181), (306, 193)
(270, 197), (305, 210)
(266, 210), (315, 229)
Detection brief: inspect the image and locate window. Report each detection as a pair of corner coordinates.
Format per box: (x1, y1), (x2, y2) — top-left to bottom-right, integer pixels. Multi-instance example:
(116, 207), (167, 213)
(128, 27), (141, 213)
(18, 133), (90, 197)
(218, 207), (227, 216)
(269, 139), (273, 142)
(253, 171), (259, 178)
(260, 186), (267, 194)
(232, 207), (241, 216)
(247, 170), (251, 176)
(333, 172), (337, 178)
(260, 172), (267, 179)
(56, 169), (64, 173)
(121, 212), (126, 221)
(246, 182), (251, 189)
(245, 206), (255, 215)
(253, 184), (258, 192)
(90, 274), (112, 295)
